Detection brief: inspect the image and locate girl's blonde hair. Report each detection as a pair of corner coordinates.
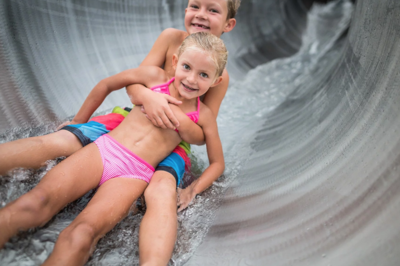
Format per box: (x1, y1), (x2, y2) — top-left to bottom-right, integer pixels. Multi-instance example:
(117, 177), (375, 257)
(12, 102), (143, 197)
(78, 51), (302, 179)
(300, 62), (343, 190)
(177, 32), (228, 77)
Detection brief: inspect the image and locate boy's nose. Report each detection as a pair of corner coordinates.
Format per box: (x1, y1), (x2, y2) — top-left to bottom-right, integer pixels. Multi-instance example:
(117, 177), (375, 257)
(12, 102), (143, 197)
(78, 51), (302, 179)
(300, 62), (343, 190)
(195, 8), (207, 20)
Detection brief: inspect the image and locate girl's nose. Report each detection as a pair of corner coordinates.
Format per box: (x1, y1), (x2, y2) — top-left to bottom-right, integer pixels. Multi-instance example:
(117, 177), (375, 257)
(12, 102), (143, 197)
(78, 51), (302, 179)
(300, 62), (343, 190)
(187, 73), (197, 84)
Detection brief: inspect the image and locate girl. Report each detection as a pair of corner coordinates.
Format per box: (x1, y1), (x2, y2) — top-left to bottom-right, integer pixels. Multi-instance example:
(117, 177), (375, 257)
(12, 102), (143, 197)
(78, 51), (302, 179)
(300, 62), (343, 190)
(0, 32), (227, 266)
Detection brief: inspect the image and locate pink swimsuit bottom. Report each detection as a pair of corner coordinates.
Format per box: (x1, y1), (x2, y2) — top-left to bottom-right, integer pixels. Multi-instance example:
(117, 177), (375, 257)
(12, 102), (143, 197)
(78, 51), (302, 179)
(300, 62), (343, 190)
(94, 134), (155, 186)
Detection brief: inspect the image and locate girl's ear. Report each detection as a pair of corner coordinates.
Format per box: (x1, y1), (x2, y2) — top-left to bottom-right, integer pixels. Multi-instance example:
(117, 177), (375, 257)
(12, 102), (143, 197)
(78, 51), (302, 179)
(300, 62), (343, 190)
(223, 18), (236, 33)
(210, 76), (223, 87)
(172, 54), (178, 70)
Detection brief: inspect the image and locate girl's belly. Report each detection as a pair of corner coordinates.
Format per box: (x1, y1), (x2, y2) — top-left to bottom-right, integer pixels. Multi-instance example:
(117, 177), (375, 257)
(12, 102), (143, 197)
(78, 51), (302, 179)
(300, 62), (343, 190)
(107, 107), (181, 167)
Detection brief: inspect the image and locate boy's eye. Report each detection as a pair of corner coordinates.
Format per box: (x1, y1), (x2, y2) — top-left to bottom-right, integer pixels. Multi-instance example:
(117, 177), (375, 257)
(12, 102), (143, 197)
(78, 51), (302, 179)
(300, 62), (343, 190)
(210, 9), (219, 13)
(190, 5), (199, 9)
(183, 64), (190, 70)
(200, 73), (208, 78)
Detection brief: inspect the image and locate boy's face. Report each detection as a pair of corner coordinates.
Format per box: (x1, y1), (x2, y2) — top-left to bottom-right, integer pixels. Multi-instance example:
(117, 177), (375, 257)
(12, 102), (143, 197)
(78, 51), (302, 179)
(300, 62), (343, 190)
(172, 49), (222, 100)
(185, 0), (236, 38)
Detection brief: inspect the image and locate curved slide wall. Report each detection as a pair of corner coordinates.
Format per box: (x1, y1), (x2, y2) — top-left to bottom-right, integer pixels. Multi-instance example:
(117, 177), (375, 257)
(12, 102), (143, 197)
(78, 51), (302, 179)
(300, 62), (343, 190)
(1, 0), (400, 265)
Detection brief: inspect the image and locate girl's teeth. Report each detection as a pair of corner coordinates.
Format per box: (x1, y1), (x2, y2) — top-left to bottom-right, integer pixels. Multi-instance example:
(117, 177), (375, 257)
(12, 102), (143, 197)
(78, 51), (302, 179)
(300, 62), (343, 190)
(183, 83), (196, 91)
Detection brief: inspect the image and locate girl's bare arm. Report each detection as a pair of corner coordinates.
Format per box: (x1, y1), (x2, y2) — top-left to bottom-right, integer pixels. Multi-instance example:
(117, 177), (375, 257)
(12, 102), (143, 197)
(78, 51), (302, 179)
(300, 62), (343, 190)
(177, 107), (225, 211)
(169, 105), (205, 145)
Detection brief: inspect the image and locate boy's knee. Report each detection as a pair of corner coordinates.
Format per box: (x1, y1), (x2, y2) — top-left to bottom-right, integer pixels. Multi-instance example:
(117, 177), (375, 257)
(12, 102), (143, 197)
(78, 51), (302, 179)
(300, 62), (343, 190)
(58, 222), (96, 253)
(144, 178), (176, 203)
(44, 131), (82, 155)
(140, 258), (168, 266)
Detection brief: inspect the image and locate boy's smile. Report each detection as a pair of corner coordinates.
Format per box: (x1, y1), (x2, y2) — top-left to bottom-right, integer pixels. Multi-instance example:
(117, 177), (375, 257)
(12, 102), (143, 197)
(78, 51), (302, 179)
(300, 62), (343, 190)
(191, 23), (210, 30)
(185, 0), (235, 37)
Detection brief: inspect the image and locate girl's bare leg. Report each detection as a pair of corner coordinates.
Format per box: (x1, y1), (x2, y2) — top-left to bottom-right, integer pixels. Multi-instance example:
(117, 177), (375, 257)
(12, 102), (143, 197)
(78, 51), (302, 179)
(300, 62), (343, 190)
(42, 178), (148, 266)
(0, 130), (82, 175)
(0, 143), (102, 248)
(139, 171), (178, 266)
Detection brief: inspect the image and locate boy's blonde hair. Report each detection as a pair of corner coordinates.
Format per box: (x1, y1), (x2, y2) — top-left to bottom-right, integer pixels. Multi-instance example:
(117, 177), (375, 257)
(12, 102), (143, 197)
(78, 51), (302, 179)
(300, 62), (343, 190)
(227, 0), (241, 19)
(178, 32), (228, 77)
(186, 0), (241, 20)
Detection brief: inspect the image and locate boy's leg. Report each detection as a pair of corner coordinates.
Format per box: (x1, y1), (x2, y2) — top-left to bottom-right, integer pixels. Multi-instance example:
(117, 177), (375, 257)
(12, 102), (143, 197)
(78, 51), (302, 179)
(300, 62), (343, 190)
(42, 178), (148, 266)
(0, 143), (102, 248)
(0, 130), (82, 175)
(139, 171), (178, 266)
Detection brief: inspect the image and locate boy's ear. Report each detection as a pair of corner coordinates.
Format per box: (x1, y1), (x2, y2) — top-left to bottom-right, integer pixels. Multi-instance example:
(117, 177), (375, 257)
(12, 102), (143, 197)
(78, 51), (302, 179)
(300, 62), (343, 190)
(223, 18), (236, 33)
(172, 54), (178, 70)
(211, 76), (223, 87)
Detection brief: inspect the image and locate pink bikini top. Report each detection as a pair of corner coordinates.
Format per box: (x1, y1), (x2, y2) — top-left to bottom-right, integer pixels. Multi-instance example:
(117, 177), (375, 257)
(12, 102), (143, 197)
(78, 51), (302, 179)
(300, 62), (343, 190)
(149, 77), (200, 124)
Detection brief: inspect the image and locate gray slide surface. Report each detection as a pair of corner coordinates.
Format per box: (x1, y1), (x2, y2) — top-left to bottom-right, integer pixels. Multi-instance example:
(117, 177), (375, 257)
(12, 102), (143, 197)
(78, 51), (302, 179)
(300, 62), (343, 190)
(1, 0), (400, 265)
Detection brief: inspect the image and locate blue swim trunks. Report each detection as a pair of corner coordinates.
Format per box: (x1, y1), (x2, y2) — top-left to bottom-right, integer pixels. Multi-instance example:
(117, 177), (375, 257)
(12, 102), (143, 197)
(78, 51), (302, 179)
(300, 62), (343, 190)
(157, 152), (186, 186)
(62, 121), (110, 147)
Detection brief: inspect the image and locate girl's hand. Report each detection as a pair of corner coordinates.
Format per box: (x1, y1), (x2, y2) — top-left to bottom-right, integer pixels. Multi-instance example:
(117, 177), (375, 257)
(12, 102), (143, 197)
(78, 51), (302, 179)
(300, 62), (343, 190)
(177, 187), (196, 212)
(141, 92), (182, 130)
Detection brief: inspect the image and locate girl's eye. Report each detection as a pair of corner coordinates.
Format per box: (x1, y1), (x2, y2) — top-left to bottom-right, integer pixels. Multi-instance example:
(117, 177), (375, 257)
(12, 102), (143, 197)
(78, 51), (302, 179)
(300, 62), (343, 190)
(200, 73), (208, 78)
(183, 64), (190, 70)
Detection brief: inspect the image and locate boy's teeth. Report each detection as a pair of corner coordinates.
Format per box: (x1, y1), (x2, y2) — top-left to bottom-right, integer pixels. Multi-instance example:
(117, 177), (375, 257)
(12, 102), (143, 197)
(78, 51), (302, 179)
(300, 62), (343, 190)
(194, 23), (209, 29)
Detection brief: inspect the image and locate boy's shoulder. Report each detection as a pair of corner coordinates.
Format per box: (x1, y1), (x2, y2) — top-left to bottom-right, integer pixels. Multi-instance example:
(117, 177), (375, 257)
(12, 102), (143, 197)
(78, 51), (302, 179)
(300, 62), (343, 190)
(159, 28), (188, 44)
(220, 68), (229, 86)
(198, 102), (216, 124)
(140, 65), (165, 75)
(135, 65), (168, 86)
(161, 28), (187, 37)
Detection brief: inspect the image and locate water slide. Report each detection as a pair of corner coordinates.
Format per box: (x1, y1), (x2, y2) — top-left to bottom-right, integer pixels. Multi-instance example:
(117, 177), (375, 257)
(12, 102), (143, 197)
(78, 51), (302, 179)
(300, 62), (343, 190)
(1, 0), (400, 265)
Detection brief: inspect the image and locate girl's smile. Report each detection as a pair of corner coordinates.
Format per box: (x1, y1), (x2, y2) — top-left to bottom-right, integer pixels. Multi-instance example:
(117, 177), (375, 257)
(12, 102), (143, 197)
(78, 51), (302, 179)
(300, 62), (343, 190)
(181, 82), (199, 92)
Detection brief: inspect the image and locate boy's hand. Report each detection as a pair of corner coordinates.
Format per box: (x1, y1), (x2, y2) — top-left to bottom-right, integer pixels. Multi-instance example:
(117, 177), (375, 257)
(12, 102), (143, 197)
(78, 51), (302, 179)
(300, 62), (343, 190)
(177, 186), (196, 212)
(141, 92), (182, 129)
(56, 120), (79, 130)
(56, 120), (72, 130)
